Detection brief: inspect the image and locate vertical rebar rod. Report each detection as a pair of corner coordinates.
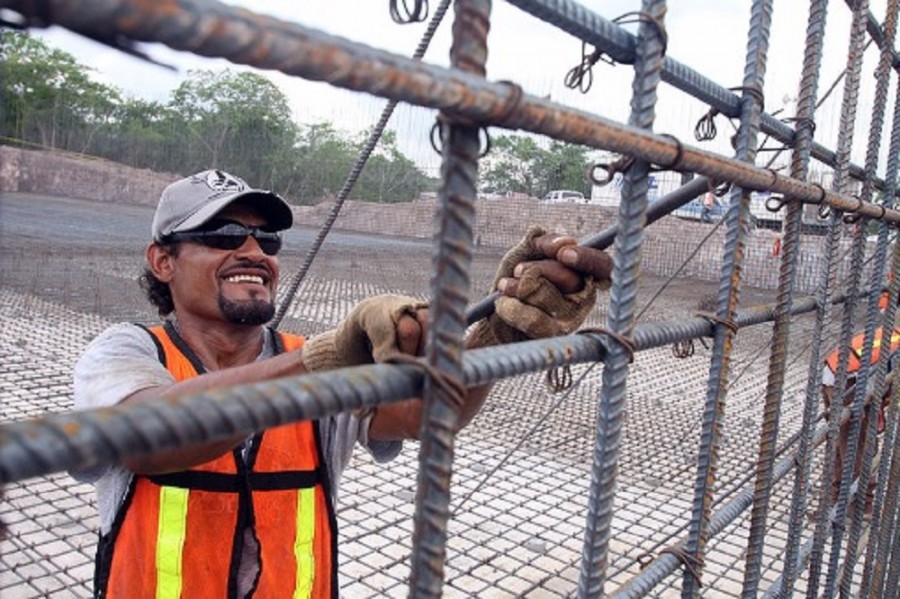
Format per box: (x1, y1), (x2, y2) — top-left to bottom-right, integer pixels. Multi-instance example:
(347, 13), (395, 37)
(884, 492), (900, 593)
(682, 1), (772, 596)
(826, 1), (899, 595)
(408, 1), (489, 595)
(806, 2), (871, 594)
(870, 409), (900, 597)
(576, 1), (666, 596)
(745, 1), (827, 595)
(855, 48), (900, 599)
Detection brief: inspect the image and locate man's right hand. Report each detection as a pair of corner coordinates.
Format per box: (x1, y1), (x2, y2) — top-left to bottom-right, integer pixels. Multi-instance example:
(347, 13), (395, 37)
(301, 294), (429, 372)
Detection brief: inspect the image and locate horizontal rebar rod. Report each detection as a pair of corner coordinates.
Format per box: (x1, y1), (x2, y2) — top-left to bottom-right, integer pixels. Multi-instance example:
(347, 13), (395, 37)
(0, 297), (817, 484)
(3, 0), (900, 223)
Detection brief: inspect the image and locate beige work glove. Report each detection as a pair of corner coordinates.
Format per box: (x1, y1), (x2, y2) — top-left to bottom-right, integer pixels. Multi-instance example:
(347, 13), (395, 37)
(469, 226), (601, 347)
(301, 294), (429, 372)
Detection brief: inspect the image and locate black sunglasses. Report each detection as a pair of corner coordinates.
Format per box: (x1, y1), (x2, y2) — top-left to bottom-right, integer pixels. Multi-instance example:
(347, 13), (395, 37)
(164, 221), (283, 256)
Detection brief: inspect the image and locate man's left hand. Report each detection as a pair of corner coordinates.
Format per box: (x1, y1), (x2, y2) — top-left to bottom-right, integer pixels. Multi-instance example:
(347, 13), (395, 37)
(471, 226), (613, 346)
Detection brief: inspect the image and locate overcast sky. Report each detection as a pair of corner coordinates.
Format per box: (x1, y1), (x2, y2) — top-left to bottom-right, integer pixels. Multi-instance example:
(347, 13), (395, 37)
(25, 0), (894, 174)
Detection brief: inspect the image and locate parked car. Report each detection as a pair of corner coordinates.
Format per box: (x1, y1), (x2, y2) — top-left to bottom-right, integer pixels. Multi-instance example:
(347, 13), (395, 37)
(542, 189), (587, 203)
(674, 194), (728, 223)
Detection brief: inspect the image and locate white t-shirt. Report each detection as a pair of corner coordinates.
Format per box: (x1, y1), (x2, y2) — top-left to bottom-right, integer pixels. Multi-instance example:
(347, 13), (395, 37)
(822, 363), (836, 387)
(72, 322), (402, 534)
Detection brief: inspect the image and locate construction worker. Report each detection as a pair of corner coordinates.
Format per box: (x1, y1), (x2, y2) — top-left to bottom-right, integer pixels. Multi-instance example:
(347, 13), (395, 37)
(821, 321), (899, 513)
(72, 169), (613, 597)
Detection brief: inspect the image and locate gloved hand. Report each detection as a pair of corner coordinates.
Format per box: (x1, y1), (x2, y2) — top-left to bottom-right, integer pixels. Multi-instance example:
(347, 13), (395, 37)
(301, 294), (429, 372)
(469, 226), (612, 347)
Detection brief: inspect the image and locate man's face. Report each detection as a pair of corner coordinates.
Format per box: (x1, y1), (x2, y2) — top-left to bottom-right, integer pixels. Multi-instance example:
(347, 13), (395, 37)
(155, 203), (281, 326)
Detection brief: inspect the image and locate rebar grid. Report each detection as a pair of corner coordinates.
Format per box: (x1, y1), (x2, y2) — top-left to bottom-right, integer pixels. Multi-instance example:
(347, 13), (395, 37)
(0, 299), (822, 486)
(509, 0), (899, 199)
(848, 16), (900, 597)
(823, 1), (900, 595)
(577, 1), (666, 596)
(2, 1), (900, 597)
(867, 281), (900, 594)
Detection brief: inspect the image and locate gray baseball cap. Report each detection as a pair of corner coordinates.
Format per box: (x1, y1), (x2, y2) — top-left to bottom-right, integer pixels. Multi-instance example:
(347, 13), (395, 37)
(151, 169), (293, 241)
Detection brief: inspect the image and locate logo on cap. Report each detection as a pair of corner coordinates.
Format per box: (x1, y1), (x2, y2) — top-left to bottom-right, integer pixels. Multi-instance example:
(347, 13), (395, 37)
(199, 170), (246, 194)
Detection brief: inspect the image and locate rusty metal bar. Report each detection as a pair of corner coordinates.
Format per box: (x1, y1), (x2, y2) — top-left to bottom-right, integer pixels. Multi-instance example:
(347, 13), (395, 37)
(867, 366), (900, 594)
(778, 1), (836, 594)
(871, 406), (900, 596)
(683, 1), (773, 595)
(1, 0), (899, 224)
(577, 1), (666, 595)
(743, 0), (827, 593)
(851, 24), (900, 599)
(409, 0), (489, 595)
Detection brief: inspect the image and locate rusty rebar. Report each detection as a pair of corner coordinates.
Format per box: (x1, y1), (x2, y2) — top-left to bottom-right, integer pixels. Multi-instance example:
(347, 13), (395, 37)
(409, 1), (489, 595)
(683, 1), (773, 596)
(577, 1), (666, 595)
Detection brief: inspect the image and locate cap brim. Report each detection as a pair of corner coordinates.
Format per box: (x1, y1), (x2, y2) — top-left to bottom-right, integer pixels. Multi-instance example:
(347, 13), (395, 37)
(173, 190), (293, 234)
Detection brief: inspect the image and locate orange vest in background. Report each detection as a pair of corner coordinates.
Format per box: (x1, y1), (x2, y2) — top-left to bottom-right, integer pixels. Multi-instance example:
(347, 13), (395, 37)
(824, 327), (900, 376)
(95, 324), (337, 598)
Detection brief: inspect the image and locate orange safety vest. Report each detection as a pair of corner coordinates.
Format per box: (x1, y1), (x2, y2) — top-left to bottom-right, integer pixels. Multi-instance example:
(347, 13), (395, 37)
(824, 327), (900, 376)
(95, 323), (337, 598)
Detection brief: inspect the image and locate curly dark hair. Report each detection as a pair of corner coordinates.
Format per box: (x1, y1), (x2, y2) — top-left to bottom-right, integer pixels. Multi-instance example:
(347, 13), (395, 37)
(139, 242), (180, 317)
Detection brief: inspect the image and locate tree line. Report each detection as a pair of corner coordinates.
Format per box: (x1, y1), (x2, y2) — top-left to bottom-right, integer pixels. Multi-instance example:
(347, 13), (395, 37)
(0, 30), (594, 204)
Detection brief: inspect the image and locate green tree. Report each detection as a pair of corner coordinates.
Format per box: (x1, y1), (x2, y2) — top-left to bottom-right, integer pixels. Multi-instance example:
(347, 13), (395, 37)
(355, 130), (434, 202)
(94, 97), (174, 170)
(0, 30), (120, 151)
(0, 34), (435, 205)
(480, 135), (543, 196)
(479, 134), (592, 198)
(165, 69), (300, 189)
(289, 121), (357, 204)
(536, 141), (592, 196)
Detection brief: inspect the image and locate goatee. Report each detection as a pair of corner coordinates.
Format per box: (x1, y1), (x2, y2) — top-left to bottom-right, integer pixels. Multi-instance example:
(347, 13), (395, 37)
(219, 296), (275, 325)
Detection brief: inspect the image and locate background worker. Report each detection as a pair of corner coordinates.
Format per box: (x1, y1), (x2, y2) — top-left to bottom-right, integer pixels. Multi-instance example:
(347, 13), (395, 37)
(821, 309), (900, 514)
(73, 169), (613, 597)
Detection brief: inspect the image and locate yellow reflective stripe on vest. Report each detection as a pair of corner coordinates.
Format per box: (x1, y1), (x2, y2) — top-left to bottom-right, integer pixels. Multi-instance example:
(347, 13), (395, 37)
(293, 488), (316, 599)
(156, 486), (189, 599)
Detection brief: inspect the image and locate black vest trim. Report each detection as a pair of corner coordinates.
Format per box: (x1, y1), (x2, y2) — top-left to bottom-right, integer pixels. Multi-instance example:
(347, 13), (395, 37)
(147, 469), (323, 492)
(163, 321), (206, 374)
(133, 323), (166, 367)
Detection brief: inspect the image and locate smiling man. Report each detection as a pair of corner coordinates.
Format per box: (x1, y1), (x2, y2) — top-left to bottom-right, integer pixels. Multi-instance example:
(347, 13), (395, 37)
(73, 169), (612, 598)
